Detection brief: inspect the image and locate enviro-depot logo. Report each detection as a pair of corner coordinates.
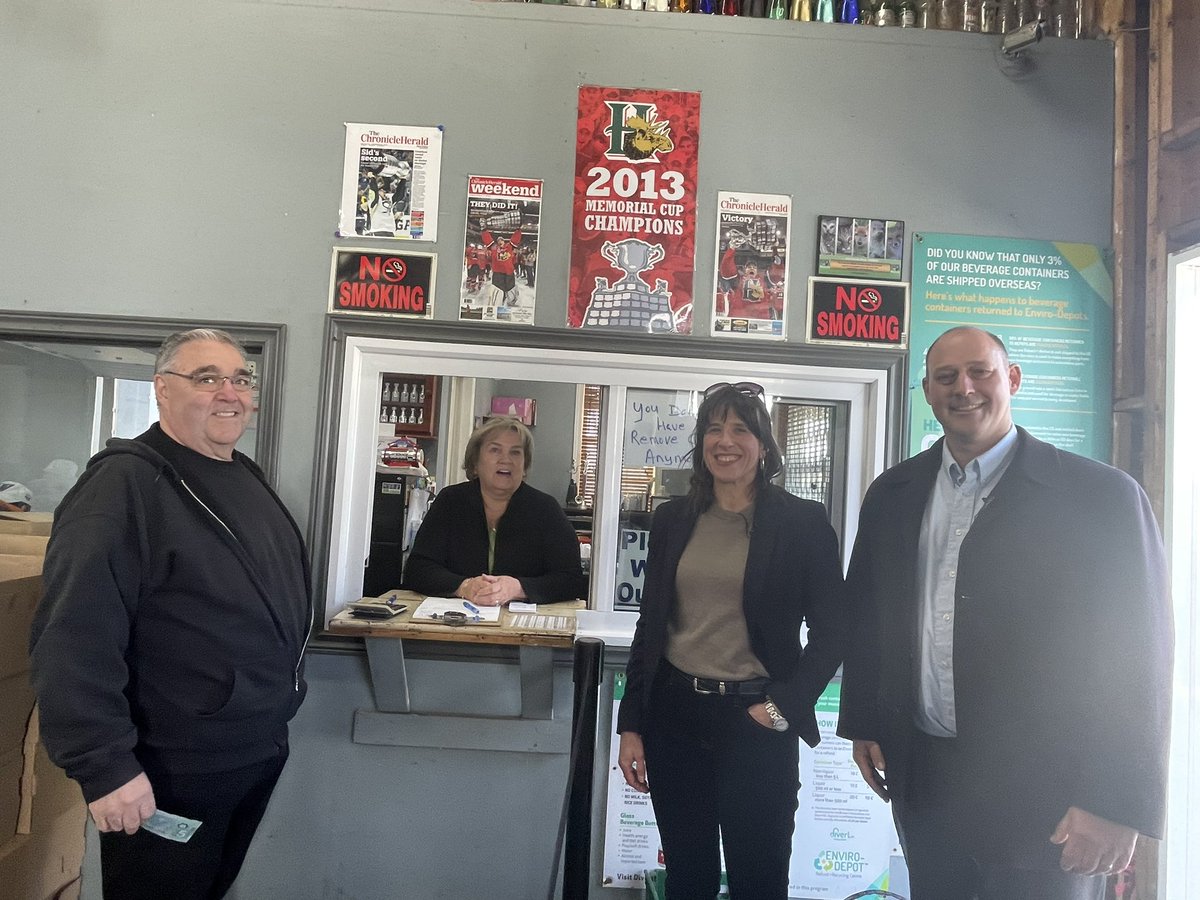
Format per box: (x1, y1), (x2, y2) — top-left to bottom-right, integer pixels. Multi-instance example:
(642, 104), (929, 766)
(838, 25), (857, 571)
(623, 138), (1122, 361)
(812, 849), (868, 874)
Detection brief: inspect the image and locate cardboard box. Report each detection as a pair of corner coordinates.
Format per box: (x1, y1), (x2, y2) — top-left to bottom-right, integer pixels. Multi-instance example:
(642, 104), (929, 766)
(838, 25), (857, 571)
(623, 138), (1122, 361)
(490, 396), (537, 426)
(0, 745), (21, 840)
(0, 534), (49, 557)
(0, 549), (85, 900)
(0, 513), (53, 537)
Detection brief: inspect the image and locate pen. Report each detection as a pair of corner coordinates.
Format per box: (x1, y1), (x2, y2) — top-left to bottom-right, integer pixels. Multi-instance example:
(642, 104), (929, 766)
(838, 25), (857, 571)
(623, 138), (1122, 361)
(462, 600), (481, 615)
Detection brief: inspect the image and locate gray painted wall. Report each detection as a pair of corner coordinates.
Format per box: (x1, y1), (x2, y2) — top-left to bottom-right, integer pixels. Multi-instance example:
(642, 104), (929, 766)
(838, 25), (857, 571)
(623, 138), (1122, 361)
(2, 1), (1113, 897)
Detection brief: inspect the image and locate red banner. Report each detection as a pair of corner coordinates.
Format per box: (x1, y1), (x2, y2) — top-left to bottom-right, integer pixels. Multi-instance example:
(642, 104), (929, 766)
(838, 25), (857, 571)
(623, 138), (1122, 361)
(567, 85), (700, 334)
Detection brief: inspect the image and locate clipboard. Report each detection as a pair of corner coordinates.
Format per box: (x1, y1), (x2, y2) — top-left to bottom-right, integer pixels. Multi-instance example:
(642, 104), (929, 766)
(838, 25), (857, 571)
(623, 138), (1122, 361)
(411, 596), (502, 626)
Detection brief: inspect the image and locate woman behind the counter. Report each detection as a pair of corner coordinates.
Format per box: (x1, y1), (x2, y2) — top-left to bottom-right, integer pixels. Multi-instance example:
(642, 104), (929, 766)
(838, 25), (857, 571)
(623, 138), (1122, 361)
(616, 382), (847, 900)
(404, 416), (584, 606)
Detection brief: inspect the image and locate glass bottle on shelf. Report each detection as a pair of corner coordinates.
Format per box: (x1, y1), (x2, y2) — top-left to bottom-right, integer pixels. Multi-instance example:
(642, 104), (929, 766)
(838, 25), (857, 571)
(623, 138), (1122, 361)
(980, 0), (999, 31)
(875, 0), (898, 25)
(388, 408), (397, 424)
(838, 0), (858, 23)
(1050, 0), (1075, 36)
(380, 406), (388, 424)
(418, 409), (425, 426)
(1030, 0), (1050, 24)
(622, 0), (646, 9)
(961, 0), (981, 30)
(768, 0), (787, 17)
(418, 383), (426, 404)
(597, 0), (620, 8)
(899, 0), (916, 24)
(816, 0), (835, 19)
(936, 0), (960, 28)
(915, 0), (934, 25)
(722, 0), (741, 13)
(858, 0), (875, 22)
(400, 383), (410, 404)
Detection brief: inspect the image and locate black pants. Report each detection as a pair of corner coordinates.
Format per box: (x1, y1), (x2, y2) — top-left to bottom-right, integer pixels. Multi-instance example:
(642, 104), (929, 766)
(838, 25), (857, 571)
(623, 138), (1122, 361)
(99, 747), (288, 900)
(642, 665), (799, 900)
(894, 731), (1105, 900)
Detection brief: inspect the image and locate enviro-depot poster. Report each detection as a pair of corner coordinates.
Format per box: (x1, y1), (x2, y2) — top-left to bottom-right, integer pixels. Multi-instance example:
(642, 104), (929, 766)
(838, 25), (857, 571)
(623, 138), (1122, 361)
(910, 233), (1113, 461)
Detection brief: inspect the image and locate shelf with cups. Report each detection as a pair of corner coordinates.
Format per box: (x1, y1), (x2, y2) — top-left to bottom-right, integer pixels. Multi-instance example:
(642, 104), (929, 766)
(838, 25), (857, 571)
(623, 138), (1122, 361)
(379, 374), (439, 438)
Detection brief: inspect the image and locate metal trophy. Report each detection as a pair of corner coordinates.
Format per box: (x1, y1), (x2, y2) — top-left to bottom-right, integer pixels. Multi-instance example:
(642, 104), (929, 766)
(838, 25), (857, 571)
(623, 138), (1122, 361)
(582, 238), (676, 332)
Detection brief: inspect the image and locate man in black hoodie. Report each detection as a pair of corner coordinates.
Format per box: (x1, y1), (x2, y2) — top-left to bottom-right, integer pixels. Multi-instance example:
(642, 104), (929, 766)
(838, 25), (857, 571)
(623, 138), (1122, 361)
(30, 328), (312, 900)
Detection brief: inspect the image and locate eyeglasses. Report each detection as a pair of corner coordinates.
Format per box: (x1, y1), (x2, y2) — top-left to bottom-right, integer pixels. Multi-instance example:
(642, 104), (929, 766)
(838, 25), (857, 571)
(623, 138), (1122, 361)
(702, 381), (765, 399)
(161, 371), (257, 393)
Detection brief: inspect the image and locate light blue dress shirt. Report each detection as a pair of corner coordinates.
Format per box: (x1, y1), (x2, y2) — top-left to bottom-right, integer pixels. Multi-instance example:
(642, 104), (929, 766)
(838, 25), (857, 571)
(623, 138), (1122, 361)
(914, 426), (1019, 737)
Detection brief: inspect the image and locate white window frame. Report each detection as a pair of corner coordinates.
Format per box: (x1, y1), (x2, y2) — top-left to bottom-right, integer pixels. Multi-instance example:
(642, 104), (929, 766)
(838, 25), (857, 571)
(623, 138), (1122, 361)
(1162, 244), (1200, 898)
(323, 335), (889, 625)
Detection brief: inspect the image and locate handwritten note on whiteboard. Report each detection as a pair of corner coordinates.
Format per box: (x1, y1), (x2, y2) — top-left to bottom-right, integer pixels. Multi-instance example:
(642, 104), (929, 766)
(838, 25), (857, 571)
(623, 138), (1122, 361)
(623, 389), (697, 469)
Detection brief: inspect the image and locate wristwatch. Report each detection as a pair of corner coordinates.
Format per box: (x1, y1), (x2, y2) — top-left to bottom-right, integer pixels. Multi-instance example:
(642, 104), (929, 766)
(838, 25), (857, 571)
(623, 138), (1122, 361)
(763, 697), (789, 732)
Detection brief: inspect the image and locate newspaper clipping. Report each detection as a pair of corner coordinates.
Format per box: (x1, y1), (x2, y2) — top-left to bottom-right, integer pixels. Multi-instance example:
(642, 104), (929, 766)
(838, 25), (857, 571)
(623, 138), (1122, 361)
(459, 175), (543, 325)
(339, 123), (444, 242)
(711, 191), (791, 339)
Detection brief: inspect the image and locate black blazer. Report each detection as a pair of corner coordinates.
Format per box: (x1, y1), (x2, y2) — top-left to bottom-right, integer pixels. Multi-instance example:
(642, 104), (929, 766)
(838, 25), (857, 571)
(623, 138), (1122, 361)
(837, 428), (1172, 841)
(403, 479), (584, 603)
(616, 485), (847, 748)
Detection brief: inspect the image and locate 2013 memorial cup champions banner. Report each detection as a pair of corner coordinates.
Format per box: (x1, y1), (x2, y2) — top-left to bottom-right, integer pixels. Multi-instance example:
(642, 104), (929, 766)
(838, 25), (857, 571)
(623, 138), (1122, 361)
(567, 86), (700, 335)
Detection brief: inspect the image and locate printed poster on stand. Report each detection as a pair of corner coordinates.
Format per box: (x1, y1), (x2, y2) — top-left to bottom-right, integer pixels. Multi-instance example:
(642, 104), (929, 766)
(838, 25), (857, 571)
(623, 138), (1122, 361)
(816, 214), (905, 281)
(711, 191), (791, 339)
(328, 247), (435, 319)
(339, 123), (443, 241)
(459, 175), (543, 325)
(909, 232), (1113, 461)
(601, 677), (908, 896)
(567, 85), (700, 334)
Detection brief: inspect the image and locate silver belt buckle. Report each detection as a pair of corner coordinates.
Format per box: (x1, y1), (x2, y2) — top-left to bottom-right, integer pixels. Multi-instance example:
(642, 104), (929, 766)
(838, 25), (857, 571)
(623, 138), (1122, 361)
(691, 677), (716, 695)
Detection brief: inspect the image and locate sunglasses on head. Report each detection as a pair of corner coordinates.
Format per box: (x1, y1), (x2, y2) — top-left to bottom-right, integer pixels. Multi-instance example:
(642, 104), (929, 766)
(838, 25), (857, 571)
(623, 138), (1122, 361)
(703, 381), (765, 399)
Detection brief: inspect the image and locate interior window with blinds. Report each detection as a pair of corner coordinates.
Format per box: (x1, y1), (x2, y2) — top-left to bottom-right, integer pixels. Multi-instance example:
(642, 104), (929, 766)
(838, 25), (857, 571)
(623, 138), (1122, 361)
(575, 387), (840, 611)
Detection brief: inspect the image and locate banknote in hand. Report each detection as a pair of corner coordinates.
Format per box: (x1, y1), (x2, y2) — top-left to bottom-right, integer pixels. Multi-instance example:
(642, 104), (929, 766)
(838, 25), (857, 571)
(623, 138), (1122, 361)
(141, 810), (202, 843)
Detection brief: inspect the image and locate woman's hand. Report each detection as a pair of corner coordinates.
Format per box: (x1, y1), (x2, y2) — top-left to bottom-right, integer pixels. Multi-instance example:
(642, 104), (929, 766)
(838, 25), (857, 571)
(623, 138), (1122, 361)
(456, 574), (525, 606)
(618, 732), (649, 793)
(746, 702), (774, 729)
(471, 574), (525, 606)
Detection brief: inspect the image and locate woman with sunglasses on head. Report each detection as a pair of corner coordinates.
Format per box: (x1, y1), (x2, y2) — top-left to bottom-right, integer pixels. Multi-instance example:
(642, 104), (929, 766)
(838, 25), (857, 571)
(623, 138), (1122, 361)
(616, 382), (847, 900)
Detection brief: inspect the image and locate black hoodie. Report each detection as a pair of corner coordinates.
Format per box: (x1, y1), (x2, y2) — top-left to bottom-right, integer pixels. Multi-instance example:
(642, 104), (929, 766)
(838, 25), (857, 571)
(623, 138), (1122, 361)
(29, 429), (312, 802)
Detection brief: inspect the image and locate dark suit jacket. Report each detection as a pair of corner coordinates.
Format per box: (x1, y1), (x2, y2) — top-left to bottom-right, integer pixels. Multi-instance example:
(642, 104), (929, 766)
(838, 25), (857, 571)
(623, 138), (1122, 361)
(616, 485), (848, 748)
(403, 479), (584, 603)
(837, 428), (1172, 843)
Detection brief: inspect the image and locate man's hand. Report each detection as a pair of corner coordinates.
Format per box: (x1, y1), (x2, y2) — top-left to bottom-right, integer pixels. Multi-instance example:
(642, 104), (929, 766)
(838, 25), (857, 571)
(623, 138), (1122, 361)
(88, 773), (156, 834)
(618, 732), (649, 793)
(1050, 806), (1137, 876)
(851, 740), (889, 802)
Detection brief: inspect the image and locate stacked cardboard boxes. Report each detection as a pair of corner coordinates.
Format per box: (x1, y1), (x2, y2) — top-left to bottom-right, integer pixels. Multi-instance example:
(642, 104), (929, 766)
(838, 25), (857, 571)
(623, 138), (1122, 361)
(0, 514), (86, 900)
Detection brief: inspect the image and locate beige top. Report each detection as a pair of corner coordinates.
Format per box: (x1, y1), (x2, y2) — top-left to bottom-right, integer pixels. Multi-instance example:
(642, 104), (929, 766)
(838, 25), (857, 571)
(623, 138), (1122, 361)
(665, 503), (767, 682)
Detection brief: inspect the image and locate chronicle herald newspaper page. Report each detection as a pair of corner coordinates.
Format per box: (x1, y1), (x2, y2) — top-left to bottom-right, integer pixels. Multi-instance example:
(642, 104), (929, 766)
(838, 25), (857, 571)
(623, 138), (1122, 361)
(339, 123), (443, 242)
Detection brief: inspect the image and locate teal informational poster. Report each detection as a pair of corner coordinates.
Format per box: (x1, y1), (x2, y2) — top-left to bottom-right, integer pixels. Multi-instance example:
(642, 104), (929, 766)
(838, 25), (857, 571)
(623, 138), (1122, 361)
(909, 233), (1114, 462)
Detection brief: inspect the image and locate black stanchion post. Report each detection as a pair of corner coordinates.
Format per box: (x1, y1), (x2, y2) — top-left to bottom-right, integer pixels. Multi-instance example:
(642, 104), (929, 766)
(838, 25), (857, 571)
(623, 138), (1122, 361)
(562, 637), (604, 900)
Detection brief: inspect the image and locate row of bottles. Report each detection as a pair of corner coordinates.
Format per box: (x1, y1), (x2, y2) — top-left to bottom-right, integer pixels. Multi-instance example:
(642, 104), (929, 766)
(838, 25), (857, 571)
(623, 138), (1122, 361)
(381, 381), (426, 405)
(510, 0), (1092, 37)
(380, 406), (426, 425)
